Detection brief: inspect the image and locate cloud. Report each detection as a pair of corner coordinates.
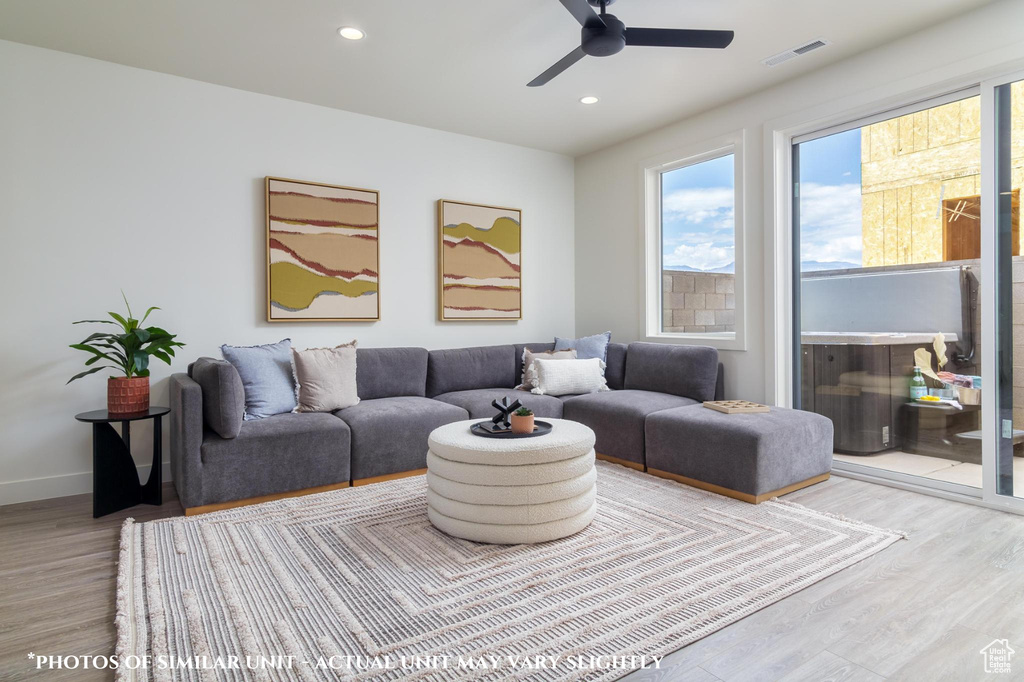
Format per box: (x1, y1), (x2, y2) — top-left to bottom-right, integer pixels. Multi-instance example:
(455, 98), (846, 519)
(661, 186), (735, 269)
(802, 235), (863, 264)
(662, 230), (730, 246)
(663, 242), (735, 272)
(660, 181), (864, 269)
(663, 187), (734, 226)
(798, 183), (863, 264)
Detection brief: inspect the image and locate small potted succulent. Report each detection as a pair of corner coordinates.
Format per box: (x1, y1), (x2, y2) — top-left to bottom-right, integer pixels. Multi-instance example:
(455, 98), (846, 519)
(510, 406), (535, 434)
(68, 294), (185, 415)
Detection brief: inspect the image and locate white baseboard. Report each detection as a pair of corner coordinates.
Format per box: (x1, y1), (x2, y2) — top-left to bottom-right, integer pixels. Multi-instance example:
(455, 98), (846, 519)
(0, 462), (173, 506)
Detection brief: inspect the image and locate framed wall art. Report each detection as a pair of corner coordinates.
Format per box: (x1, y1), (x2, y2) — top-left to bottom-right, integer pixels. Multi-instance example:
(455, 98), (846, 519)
(437, 199), (521, 321)
(266, 177), (379, 321)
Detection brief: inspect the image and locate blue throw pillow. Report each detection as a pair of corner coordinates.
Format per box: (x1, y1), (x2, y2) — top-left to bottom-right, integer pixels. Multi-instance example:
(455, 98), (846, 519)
(554, 331), (611, 363)
(221, 339), (297, 420)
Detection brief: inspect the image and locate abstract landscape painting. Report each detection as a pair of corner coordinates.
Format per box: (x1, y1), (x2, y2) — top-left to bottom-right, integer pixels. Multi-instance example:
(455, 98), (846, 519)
(438, 200), (521, 320)
(266, 177), (379, 321)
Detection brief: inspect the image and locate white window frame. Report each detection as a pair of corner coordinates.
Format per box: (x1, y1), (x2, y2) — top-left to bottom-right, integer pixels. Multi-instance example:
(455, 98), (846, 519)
(639, 130), (747, 351)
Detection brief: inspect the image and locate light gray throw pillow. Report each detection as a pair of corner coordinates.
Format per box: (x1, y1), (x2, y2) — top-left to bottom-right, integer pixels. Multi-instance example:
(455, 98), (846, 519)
(292, 341), (360, 413)
(554, 331), (612, 362)
(191, 357), (245, 439)
(221, 339), (297, 420)
(531, 358), (610, 396)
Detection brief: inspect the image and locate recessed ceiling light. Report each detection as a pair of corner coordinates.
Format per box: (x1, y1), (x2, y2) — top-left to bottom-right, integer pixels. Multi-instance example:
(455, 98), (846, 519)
(579, 96), (599, 105)
(338, 26), (365, 40)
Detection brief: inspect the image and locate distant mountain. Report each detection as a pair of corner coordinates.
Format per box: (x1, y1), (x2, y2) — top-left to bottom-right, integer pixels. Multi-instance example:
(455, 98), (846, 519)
(664, 263), (734, 274)
(668, 260), (860, 274)
(800, 260), (860, 272)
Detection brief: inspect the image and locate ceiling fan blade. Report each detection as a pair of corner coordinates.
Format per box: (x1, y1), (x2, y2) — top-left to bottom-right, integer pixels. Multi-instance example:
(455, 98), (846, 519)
(558, 0), (606, 28)
(625, 28), (734, 49)
(527, 46), (587, 87)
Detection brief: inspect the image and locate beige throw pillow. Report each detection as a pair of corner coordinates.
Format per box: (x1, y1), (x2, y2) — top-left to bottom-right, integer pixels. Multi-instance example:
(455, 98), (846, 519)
(292, 341), (360, 413)
(519, 347), (577, 390)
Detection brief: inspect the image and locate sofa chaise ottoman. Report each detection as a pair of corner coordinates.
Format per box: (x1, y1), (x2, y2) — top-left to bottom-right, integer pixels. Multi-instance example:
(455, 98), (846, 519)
(644, 405), (834, 503)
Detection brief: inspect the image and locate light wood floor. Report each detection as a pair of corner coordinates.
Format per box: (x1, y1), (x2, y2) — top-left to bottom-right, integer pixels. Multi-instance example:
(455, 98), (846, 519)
(2, 477), (1023, 681)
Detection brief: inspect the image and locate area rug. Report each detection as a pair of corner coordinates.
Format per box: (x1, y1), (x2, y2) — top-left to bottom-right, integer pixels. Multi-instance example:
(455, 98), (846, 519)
(115, 462), (904, 681)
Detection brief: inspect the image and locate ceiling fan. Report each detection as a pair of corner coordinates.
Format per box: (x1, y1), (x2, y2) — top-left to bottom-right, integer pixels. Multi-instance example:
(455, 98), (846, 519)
(528, 0), (734, 87)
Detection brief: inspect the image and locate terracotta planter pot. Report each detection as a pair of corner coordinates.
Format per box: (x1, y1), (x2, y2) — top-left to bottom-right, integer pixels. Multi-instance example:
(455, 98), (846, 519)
(510, 413), (535, 434)
(108, 376), (150, 415)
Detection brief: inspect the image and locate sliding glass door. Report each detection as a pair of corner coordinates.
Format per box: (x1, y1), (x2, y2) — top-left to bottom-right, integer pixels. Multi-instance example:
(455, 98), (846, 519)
(793, 92), (990, 495)
(784, 68), (1024, 511)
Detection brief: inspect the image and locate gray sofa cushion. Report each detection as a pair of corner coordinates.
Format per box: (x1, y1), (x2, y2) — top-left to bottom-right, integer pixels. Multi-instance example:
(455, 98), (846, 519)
(562, 390), (698, 466)
(514, 342), (555, 384)
(624, 342), (719, 402)
(356, 347), (428, 399)
(191, 357), (245, 439)
(433, 388), (564, 419)
(605, 342), (628, 390)
(645, 406), (834, 496)
(426, 345), (516, 397)
(335, 397), (468, 480)
(199, 413), (351, 505)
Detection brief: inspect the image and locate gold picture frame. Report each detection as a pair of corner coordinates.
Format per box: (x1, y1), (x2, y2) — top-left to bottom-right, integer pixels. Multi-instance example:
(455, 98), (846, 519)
(437, 199), (522, 321)
(266, 176), (380, 322)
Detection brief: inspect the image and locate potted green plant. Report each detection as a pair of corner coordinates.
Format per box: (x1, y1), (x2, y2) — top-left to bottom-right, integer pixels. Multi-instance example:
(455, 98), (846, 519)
(68, 294), (185, 414)
(510, 406), (535, 434)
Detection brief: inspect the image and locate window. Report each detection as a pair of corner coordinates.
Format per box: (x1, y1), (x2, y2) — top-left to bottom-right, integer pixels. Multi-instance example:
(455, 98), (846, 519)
(642, 134), (745, 350)
(941, 191), (1019, 261)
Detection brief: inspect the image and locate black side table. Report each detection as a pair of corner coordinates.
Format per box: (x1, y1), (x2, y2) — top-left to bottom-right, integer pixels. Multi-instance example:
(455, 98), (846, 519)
(75, 407), (170, 518)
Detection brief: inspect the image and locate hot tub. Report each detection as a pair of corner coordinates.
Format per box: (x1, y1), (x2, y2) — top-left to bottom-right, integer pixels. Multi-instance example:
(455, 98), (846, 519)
(800, 332), (958, 455)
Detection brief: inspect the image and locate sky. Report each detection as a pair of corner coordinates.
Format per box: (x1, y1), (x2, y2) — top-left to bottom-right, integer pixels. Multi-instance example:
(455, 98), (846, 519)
(661, 128), (863, 272)
(795, 129), (863, 268)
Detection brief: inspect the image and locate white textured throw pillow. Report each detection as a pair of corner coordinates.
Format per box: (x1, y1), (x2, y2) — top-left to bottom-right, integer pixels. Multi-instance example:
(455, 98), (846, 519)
(531, 357), (609, 396)
(519, 347), (577, 390)
(291, 341), (360, 413)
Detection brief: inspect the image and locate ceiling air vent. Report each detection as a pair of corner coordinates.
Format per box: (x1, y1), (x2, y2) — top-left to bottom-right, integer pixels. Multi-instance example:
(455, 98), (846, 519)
(761, 38), (831, 68)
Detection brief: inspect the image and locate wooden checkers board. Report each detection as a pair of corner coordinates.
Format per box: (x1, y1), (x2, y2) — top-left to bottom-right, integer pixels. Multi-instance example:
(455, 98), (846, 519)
(703, 400), (771, 414)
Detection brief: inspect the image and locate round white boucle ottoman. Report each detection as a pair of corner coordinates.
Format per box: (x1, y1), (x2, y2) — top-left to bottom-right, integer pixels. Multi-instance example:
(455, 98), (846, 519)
(426, 418), (597, 544)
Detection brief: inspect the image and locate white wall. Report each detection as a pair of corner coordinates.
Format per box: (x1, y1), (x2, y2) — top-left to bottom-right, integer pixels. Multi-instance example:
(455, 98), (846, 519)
(0, 40), (575, 504)
(574, 0), (1024, 404)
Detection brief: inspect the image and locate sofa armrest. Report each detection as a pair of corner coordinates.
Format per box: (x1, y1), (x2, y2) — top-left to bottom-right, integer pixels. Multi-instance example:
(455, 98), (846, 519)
(715, 362), (725, 401)
(170, 372), (204, 508)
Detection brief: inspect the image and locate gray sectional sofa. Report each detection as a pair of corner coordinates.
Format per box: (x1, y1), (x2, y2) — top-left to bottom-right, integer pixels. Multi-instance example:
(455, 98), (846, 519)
(171, 339), (833, 515)
(170, 341), (725, 512)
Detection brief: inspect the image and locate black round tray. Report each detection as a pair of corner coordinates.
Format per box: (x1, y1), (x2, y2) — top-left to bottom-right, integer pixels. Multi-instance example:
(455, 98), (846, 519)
(470, 420), (553, 439)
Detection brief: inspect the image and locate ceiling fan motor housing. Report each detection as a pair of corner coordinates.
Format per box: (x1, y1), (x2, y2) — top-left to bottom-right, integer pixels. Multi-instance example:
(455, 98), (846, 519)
(527, 0), (733, 86)
(582, 13), (626, 57)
